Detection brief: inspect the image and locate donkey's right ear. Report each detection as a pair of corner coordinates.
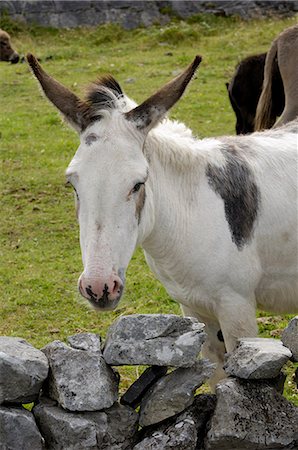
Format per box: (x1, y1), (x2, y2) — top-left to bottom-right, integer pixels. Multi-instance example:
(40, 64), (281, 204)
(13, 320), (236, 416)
(125, 55), (202, 134)
(27, 53), (89, 132)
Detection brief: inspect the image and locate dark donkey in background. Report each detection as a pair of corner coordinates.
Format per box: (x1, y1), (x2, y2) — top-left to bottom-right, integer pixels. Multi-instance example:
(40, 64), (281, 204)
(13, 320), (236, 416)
(0, 29), (19, 63)
(255, 24), (298, 131)
(226, 53), (284, 134)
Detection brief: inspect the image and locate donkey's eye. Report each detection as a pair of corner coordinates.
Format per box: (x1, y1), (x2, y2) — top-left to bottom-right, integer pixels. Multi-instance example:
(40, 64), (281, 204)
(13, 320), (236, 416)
(132, 182), (144, 193)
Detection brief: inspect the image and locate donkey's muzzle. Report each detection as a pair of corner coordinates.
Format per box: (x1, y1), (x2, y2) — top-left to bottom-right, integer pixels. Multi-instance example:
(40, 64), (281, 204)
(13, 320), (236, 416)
(78, 271), (124, 311)
(10, 52), (19, 64)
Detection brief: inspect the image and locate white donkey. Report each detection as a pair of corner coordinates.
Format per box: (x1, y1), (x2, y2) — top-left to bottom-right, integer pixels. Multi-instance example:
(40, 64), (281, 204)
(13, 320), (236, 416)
(28, 54), (298, 385)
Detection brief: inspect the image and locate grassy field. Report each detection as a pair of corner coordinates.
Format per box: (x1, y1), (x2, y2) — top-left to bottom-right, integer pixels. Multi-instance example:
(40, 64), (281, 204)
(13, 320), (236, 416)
(0, 13), (297, 404)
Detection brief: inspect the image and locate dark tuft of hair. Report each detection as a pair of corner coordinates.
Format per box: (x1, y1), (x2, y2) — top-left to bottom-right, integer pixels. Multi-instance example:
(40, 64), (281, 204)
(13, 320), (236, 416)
(96, 75), (123, 97)
(85, 75), (123, 109)
(78, 75), (124, 128)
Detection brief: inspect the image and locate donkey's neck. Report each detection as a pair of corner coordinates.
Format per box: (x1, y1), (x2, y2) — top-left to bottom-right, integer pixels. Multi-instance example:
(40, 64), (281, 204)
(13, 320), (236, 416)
(145, 119), (199, 170)
(138, 118), (223, 261)
(144, 118), (224, 172)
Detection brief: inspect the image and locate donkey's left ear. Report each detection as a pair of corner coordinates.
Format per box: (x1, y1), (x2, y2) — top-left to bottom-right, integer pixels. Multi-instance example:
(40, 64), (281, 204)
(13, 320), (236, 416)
(125, 55), (202, 134)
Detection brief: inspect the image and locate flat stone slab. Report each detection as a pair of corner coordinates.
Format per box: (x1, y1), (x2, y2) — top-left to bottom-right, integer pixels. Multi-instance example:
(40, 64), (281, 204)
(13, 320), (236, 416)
(139, 359), (215, 427)
(42, 337), (119, 411)
(0, 405), (44, 449)
(282, 316), (298, 361)
(0, 336), (49, 404)
(103, 314), (206, 367)
(120, 366), (168, 409)
(224, 337), (292, 379)
(33, 397), (138, 450)
(205, 378), (298, 449)
(135, 394), (216, 450)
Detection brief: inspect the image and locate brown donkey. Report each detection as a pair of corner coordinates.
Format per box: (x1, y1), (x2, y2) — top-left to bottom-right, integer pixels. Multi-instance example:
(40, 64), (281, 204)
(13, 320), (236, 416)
(0, 29), (19, 63)
(255, 24), (298, 130)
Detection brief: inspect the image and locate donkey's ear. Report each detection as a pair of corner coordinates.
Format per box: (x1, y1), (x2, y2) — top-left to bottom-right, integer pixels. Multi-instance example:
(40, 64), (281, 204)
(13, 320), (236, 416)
(27, 53), (88, 132)
(125, 55), (202, 133)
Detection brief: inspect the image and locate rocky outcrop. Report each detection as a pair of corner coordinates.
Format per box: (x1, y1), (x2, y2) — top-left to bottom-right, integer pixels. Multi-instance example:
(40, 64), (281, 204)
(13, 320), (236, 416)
(0, 314), (297, 449)
(0, 1), (297, 29)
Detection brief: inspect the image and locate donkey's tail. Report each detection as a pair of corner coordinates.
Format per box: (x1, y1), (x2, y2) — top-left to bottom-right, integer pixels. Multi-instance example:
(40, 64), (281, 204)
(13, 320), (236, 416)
(254, 39), (278, 131)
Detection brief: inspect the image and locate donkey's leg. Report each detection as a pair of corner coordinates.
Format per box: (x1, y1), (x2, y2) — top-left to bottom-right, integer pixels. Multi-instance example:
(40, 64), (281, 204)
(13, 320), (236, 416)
(217, 292), (258, 353)
(181, 305), (226, 390)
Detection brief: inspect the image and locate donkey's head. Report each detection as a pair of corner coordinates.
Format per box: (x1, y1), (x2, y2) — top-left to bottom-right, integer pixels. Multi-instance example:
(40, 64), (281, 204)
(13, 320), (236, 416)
(0, 29), (19, 63)
(28, 54), (201, 310)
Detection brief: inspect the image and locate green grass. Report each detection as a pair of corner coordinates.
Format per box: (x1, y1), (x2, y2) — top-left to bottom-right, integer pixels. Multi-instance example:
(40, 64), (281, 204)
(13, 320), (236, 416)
(0, 14), (297, 404)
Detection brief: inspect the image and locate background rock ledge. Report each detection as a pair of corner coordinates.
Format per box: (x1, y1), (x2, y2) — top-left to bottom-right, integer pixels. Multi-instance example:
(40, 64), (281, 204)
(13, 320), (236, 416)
(0, 1), (298, 29)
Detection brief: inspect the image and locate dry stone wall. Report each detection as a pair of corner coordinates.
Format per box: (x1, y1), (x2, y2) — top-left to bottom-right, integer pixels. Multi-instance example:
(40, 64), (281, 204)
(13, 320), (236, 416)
(0, 1), (298, 29)
(0, 314), (297, 449)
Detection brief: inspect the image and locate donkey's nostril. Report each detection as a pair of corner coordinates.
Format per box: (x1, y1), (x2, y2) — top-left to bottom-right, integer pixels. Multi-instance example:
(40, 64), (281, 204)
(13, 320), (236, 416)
(112, 277), (123, 295)
(86, 285), (98, 300)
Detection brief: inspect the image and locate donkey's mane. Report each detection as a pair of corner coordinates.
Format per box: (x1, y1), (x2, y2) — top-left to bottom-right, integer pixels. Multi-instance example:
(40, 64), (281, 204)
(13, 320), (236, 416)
(80, 75), (124, 124)
(86, 75), (123, 106)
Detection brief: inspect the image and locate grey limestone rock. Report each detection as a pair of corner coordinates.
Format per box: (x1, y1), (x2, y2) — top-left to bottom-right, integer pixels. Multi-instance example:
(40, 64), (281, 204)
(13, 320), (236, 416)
(0, 1), (297, 29)
(133, 416), (197, 450)
(67, 332), (102, 353)
(42, 339), (119, 411)
(103, 314), (206, 367)
(0, 336), (49, 404)
(33, 397), (138, 450)
(0, 405), (44, 450)
(224, 337), (292, 379)
(135, 394), (216, 450)
(205, 378), (298, 449)
(282, 316), (298, 361)
(139, 359), (215, 427)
